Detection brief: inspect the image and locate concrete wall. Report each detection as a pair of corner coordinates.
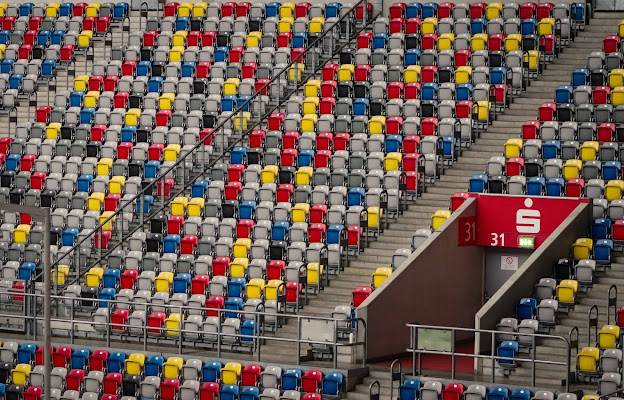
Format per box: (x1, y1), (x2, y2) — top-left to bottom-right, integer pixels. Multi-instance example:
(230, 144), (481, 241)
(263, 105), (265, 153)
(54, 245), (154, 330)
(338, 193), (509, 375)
(484, 247), (534, 300)
(357, 198), (485, 361)
(474, 201), (592, 352)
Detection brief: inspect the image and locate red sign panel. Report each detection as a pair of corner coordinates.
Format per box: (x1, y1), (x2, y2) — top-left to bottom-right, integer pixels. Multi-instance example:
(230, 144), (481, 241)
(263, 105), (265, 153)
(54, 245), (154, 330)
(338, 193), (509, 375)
(469, 194), (588, 249)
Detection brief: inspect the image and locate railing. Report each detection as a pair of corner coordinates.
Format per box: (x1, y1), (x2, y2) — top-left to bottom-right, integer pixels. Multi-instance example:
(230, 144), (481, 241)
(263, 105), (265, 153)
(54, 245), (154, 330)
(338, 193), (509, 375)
(31, 0), (377, 292)
(1, 290), (366, 369)
(588, 304), (599, 347)
(608, 284), (618, 326)
(406, 323), (576, 392)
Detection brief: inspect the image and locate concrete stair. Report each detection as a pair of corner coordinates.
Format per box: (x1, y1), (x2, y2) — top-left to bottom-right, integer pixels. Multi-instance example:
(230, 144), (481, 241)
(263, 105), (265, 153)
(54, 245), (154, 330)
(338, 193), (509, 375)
(0, 11), (142, 136)
(477, 255), (624, 393)
(292, 13), (624, 326)
(0, 7), (621, 399)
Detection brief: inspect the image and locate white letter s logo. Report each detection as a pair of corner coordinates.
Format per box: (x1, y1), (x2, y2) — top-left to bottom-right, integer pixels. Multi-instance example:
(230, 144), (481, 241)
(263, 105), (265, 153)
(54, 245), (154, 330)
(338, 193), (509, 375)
(516, 198), (540, 234)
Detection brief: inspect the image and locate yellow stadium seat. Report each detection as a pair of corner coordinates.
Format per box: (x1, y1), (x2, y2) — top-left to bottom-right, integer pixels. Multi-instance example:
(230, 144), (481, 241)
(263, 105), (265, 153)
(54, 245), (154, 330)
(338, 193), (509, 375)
(577, 347), (600, 373)
(265, 279), (284, 300)
(171, 197), (189, 216)
(582, 396), (599, 400)
(52, 265), (70, 285)
(306, 262), (323, 287)
(610, 69), (624, 88)
(155, 272), (174, 293)
(438, 33), (454, 50)
(188, 198), (205, 217)
(169, 46), (185, 62)
(224, 78), (240, 96)
(46, 3), (60, 17)
(289, 63), (304, 81)
(612, 87), (624, 105)
(165, 313), (184, 335)
(404, 65), (421, 83)
(279, 17), (294, 33)
(605, 180), (624, 201)
(572, 238), (593, 260)
(74, 75), (89, 91)
(280, 2), (295, 17)
(86, 2), (101, 17)
(172, 30), (188, 47)
(78, 30), (93, 47)
(580, 141), (599, 161)
(85, 266), (104, 287)
(46, 122), (62, 140)
(598, 325), (620, 349)
(231, 257), (249, 278)
(192, 2), (207, 17)
(163, 357), (184, 378)
(88, 192), (105, 211)
(538, 18), (555, 35)
(96, 158), (113, 176)
(563, 159), (582, 180)
(367, 206), (383, 229)
(524, 50), (541, 70)
(0, 3), (6, 16)
(384, 152), (403, 171)
(310, 17), (325, 33)
(301, 114), (318, 132)
(505, 34), (522, 51)
(164, 144), (181, 161)
(432, 209), (451, 230)
(261, 165), (279, 183)
(556, 279), (578, 304)
(296, 166), (313, 185)
(234, 112), (251, 131)
(14, 224), (31, 244)
(486, 2), (502, 19)
(246, 31), (262, 47)
(125, 353), (146, 376)
(125, 108), (141, 126)
(11, 364), (31, 386)
(246, 278), (265, 299)
(233, 238), (251, 259)
(504, 138), (523, 158)
(99, 211), (115, 231)
(222, 362), (242, 385)
(303, 97), (320, 114)
(422, 17), (438, 34)
(369, 115), (386, 134)
(471, 33), (488, 50)
(372, 267), (392, 288)
(159, 93), (175, 110)
(177, 2), (192, 16)
(84, 91), (100, 108)
(619, 19), (624, 36)
(474, 100), (491, 121)
(304, 80), (321, 97)
(292, 203), (310, 222)
(338, 64), (355, 81)
(109, 176), (126, 194)
(455, 66), (472, 84)
(0, 45), (6, 59)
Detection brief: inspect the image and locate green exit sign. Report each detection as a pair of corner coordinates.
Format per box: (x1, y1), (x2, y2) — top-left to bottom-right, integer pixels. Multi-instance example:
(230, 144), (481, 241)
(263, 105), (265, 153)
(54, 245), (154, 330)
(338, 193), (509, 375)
(518, 236), (535, 249)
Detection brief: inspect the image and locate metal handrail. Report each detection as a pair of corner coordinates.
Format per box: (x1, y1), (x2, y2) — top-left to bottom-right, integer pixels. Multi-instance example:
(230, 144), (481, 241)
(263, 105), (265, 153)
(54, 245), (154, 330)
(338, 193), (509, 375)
(588, 304), (599, 347)
(608, 284), (618, 326)
(390, 359), (402, 400)
(34, 0), (375, 286)
(0, 290), (366, 369)
(406, 323), (574, 391)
